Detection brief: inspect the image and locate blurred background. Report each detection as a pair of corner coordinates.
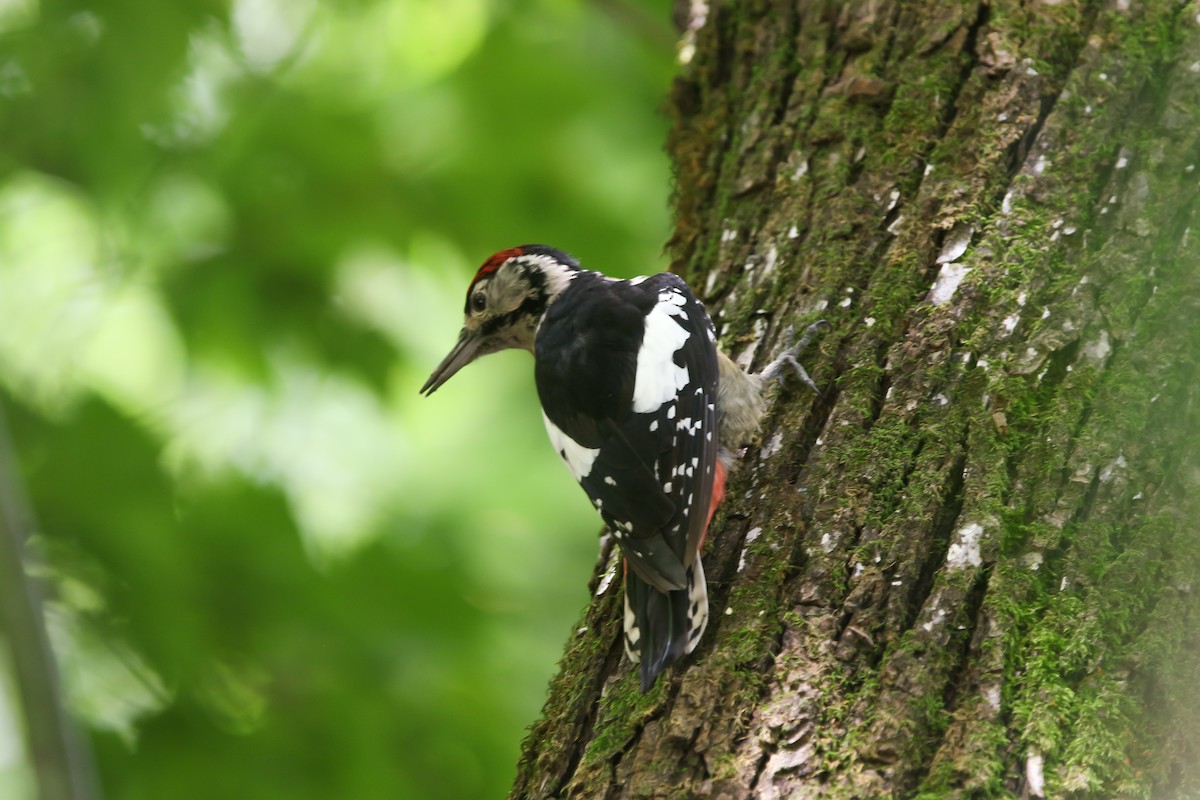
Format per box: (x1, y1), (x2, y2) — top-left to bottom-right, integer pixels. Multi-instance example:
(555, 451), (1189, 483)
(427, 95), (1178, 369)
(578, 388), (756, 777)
(0, 0), (675, 797)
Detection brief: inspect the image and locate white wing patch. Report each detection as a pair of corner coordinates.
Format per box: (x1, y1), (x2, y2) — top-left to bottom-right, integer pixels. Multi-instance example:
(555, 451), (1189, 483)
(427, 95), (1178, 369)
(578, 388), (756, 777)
(631, 289), (692, 413)
(543, 412), (599, 480)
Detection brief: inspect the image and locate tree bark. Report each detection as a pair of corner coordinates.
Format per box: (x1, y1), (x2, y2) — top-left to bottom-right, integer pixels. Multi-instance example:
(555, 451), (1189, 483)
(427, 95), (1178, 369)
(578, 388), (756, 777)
(512, 2), (1200, 798)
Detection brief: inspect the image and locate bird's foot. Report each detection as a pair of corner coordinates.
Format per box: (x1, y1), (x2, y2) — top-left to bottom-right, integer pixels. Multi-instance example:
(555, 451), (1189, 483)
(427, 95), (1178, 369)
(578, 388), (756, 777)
(757, 320), (828, 395)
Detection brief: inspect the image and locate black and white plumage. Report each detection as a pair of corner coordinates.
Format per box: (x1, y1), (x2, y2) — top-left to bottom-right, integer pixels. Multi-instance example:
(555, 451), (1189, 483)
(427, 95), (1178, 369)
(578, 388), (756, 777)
(421, 245), (820, 690)
(535, 269), (718, 688)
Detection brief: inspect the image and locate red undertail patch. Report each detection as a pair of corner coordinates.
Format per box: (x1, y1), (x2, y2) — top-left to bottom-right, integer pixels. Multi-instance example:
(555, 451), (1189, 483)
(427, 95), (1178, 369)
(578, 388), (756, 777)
(703, 459), (727, 549)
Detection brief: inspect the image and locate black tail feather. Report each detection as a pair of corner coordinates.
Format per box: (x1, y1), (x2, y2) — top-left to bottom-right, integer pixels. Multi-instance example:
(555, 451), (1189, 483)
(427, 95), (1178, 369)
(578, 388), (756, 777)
(625, 570), (690, 692)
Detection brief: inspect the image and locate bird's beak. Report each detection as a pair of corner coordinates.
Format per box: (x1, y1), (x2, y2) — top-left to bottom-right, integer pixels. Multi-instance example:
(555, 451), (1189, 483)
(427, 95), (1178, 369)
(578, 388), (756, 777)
(420, 328), (483, 395)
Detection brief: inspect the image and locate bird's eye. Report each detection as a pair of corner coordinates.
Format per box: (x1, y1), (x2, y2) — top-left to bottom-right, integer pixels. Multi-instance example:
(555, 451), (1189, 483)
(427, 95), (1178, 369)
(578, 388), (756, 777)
(471, 292), (487, 313)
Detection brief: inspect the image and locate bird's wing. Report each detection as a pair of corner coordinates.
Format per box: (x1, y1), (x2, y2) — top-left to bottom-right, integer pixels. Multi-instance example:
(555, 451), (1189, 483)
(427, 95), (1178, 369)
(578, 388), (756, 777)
(536, 273), (719, 593)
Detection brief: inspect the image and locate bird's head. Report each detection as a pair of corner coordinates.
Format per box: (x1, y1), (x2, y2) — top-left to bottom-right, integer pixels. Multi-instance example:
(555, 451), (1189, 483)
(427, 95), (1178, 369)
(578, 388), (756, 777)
(420, 244), (579, 395)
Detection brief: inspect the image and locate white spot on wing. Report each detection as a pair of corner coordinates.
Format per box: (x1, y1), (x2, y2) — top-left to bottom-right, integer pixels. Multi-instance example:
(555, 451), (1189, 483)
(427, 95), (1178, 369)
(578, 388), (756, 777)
(542, 413), (599, 480)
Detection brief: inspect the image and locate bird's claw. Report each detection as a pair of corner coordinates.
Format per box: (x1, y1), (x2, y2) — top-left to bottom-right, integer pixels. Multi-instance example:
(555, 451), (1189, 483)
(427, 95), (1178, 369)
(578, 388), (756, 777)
(758, 319), (827, 395)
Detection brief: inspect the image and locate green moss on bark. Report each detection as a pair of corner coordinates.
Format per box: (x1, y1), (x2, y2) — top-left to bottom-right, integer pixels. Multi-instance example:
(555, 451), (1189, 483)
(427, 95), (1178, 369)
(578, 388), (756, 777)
(512, 2), (1200, 797)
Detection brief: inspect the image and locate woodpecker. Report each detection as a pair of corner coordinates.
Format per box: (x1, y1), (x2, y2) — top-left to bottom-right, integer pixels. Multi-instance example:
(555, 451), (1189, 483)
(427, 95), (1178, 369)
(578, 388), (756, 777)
(420, 245), (821, 690)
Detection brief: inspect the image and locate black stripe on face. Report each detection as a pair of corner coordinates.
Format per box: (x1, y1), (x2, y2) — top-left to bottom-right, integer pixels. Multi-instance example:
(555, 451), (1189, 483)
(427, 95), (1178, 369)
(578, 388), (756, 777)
(480, 307), (530, 339)
(517, 260), (548, 299)
(479, 295), (545, 344)
(475, 254), (588, 350)
(481, 266), (548, 333)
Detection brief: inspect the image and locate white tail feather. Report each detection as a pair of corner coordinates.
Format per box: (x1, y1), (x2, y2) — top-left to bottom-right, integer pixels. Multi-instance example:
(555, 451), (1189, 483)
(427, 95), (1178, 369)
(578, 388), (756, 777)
(685, 556), (708, 654)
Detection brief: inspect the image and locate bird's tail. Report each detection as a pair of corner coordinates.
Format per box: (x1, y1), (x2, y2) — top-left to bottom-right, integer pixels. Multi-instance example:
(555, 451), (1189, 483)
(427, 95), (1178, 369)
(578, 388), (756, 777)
(623, 556), (709, 692)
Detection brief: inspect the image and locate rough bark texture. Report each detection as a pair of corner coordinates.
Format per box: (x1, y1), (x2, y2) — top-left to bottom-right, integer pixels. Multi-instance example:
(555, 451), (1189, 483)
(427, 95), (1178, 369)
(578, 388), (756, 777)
(511, 1), (1200, 798)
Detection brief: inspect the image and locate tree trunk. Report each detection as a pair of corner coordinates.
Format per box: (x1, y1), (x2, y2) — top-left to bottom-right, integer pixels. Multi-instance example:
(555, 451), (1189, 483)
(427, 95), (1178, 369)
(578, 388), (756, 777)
(511, 2), (1200, 797)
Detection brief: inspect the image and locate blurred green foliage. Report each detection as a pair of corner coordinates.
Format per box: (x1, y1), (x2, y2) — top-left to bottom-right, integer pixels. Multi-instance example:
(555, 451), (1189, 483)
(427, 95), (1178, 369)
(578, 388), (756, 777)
(0, 1), (675, 797)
